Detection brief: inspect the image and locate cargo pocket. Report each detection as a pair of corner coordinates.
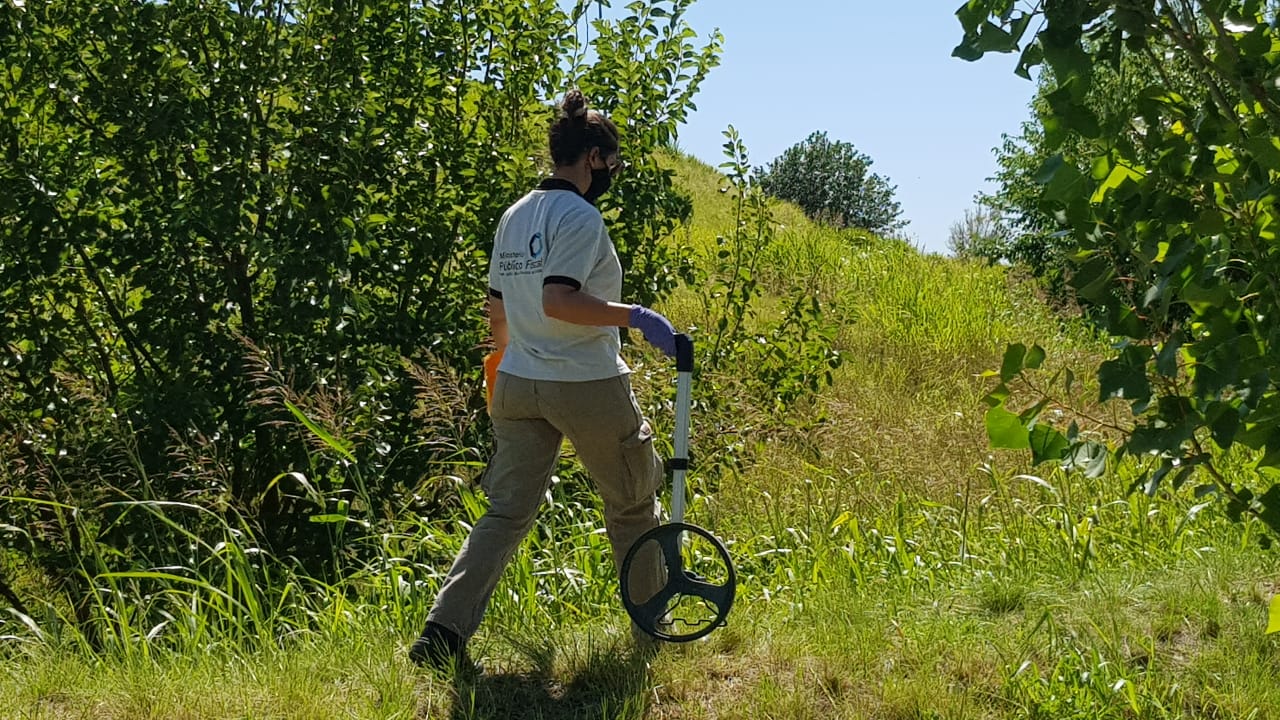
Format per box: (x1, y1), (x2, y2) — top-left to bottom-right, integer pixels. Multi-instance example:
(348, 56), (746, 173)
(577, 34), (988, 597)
(620, 420), (664, 503)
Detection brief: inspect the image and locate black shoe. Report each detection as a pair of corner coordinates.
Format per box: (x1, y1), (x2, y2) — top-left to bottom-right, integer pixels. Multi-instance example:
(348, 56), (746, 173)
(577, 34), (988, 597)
(409, 621), (478, 675)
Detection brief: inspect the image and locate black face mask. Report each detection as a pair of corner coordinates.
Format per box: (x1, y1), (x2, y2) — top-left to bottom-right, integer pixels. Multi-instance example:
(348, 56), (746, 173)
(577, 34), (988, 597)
(584, 167), (612, 205)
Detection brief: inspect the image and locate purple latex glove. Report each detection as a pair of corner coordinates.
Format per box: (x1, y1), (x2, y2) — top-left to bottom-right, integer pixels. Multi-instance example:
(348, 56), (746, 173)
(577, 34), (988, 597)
(628, 305), (677, 357)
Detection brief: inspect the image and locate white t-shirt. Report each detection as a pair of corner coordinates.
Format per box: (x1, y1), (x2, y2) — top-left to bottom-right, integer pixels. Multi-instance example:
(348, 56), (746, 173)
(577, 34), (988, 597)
(488, 179), (630, 382)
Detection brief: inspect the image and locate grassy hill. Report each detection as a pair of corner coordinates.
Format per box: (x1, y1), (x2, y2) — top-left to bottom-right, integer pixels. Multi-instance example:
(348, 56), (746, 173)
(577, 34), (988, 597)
(4, 153), (1279, 719)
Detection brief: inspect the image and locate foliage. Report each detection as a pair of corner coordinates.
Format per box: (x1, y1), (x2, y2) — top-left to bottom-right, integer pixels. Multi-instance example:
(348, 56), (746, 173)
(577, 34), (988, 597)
(5, 143), (1279, 719)
(697, 128), (842, 419)
(756, 130), (905, 236)
(948, 205), (1009, 263)
(957, 0), (1280, 535)
(629, 130), (845, 482)
(0, 0), (720, 620)
(573, 0), (721, 304)
(980, 117), (1073, 278)
(978, 38), (1202, 300)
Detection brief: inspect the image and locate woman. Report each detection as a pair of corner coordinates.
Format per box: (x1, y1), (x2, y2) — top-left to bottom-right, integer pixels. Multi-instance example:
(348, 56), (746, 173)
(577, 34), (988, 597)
(409, 90), (677, 671)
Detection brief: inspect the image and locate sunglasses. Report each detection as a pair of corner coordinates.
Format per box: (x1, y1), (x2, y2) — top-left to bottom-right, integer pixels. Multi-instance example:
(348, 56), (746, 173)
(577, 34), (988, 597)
(598, 150), (626, 177)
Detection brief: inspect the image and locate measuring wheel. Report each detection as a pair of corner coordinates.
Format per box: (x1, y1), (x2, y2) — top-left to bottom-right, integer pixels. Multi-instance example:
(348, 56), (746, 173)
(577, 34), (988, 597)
(620, 334), (736, 643)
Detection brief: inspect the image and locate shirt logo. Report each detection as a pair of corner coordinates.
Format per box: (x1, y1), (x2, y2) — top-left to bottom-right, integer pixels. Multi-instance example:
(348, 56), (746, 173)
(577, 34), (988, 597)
(498, 234), (546, 277)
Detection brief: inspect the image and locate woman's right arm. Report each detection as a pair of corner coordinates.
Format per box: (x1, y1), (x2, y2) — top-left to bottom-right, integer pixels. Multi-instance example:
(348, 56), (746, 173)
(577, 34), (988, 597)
(543, 285), (677, 357)
(541, 284), (632, 327)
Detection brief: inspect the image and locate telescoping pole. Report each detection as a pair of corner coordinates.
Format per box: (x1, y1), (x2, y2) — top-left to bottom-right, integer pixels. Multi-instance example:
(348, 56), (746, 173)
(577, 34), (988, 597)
(671, 334), (694, 525)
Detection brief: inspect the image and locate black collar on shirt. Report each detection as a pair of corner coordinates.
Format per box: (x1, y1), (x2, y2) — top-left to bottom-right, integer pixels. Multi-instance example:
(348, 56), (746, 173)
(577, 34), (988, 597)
(537, 177), (582, 196)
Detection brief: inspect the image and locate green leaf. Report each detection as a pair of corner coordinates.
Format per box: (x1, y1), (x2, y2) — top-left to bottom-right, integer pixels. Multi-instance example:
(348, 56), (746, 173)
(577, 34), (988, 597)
(1019, 398), (1050, 425)
(1259, 438), (1280, 475)
(1091, 162), (1144, 203)
(1181, 281), (1229, 315)
(1090, 154), (1112, 181)
(1170, 465), (1196, 491)
(1045, 79), (1101, 138)
(1128, 414), (1196, 456)
(985, 382), (1011, 407)
(1025, 344), (1046, 370)
(1156, 331), (1184, 377)
(1138, 461), (1174, 497)
(1034, 154), (1066, 185)
(1071, 255), (1116, 303)
(952, 34), (985, 62)
(986, 406), (1031, 449)
(976, 21), (1018, 53)
(1030, 424), (1070, 465)
(1040, 28), (1093, 87)
(1008, 13), (1034, 45)
(1098, 346), (1153, 405)
(1258, 485), (1280, 533)
(1111, 9), (1145, 37)
(1209, 404), (1241, 450)
(1015, 40), (1045, 79)
(1240, 24), (1270, 56)
(956, 1), (988, 34)
(1001, 343), (1027, 381)
(1042, 161), (1087, 203)
(1107, 304), (1147, 339)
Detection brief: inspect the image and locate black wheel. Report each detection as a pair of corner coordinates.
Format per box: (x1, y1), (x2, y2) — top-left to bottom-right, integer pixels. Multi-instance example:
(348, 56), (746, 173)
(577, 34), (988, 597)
(620, 522), (735, 643)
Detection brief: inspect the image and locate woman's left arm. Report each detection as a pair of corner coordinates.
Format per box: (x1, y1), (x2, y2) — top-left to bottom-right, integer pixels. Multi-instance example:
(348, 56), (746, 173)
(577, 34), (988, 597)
(488, 296), (508, 351)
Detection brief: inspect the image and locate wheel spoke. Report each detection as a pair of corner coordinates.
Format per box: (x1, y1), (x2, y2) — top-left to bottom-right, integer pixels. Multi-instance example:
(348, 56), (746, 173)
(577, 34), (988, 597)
(671, 573), (733, 611)
(634, 584), (678, 631)
(654, 527), (685, 575)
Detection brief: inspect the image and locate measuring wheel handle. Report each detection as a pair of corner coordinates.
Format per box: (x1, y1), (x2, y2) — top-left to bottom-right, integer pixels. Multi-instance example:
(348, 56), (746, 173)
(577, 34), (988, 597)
(620, 333), (737, 643)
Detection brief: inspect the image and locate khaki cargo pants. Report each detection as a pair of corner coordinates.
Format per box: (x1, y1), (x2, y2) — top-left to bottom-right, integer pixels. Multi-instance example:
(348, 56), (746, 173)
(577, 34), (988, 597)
(426, 372), (665, 639)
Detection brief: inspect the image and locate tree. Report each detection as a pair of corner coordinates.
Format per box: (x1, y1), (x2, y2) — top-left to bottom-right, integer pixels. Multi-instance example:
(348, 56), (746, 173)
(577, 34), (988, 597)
(0, 0), (721, 602)
(948, 206), (1008, 263)
(957, 1), (1280, 536)
(756, 131), (905, 235)
(978, 46), (1202, 292)
(980, 120), (1065, 273)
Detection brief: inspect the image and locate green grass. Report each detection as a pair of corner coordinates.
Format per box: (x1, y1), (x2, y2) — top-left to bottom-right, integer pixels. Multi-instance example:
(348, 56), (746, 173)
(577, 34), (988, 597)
(3, 152), (1280, 719)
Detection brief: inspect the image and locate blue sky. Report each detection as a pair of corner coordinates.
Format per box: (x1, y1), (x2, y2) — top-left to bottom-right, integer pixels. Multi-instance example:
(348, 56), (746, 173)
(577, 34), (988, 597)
(661, 1), (1039, 254)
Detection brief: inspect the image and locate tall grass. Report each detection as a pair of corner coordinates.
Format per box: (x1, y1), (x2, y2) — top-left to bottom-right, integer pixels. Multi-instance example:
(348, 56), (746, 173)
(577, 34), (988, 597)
(2, 151), (1278, 719)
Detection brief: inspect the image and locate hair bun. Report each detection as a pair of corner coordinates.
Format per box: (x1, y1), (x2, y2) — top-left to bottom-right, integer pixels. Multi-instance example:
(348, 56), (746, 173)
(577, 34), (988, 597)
(547, 89), (618, 167)
(561, 89), (588, 119)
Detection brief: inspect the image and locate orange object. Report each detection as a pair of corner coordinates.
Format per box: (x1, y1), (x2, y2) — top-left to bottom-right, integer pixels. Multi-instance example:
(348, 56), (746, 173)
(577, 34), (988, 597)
(483, 349), (503, 408)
